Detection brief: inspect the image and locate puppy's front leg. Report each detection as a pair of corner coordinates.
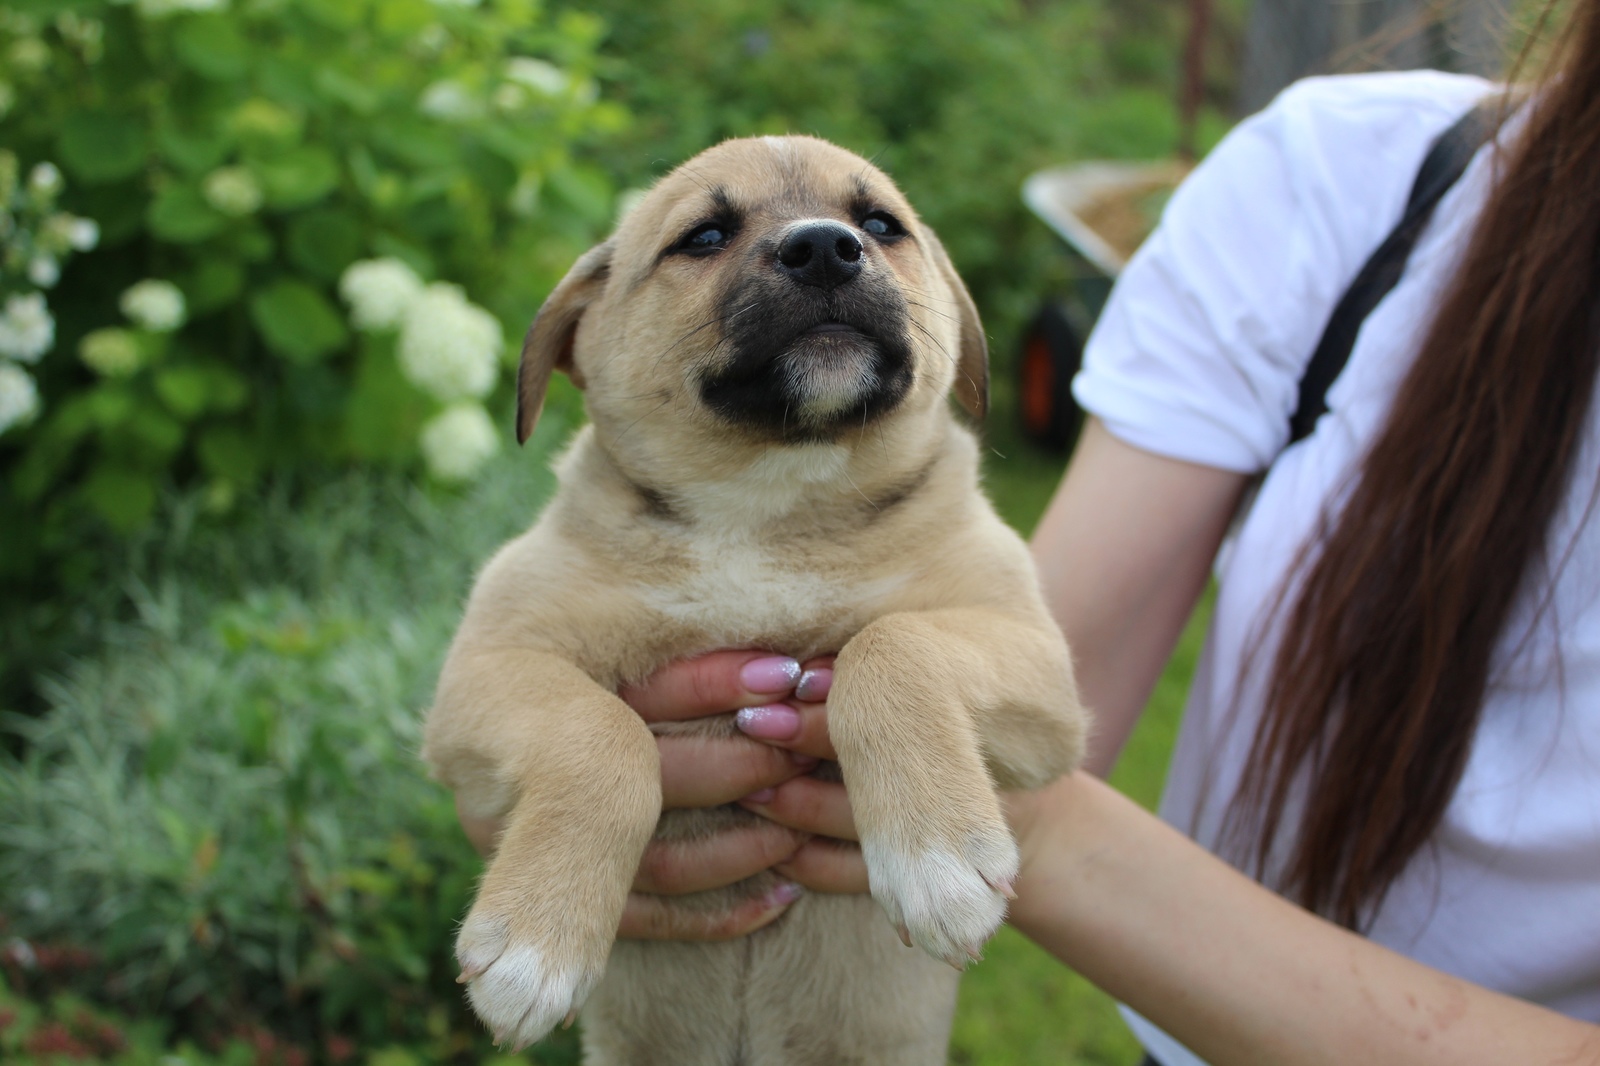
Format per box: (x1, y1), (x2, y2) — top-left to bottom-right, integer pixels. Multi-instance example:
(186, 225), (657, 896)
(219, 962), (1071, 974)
(424, 649), (660, 1049)
(830, 607), (1085, 967)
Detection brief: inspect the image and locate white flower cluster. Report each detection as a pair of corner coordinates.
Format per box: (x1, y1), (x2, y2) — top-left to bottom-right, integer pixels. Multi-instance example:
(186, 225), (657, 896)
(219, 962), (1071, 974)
(203, 166), (263, 217)
(338, 258), (506, 482)
(120, 279), (186, 332)
(397, 283), (502, 403)
(339, 258), (424, 331)
(66, 279), (184, 379)
(0, 362), (39, 435)
(0, 150), (96, 433)
(421, 402), (500, 482)
(0, 293), (53, 364)
(419, 80), (482, 124)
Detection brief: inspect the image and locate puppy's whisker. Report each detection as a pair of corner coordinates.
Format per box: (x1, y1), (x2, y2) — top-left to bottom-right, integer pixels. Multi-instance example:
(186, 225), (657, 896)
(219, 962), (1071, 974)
(906, 299), (959, 325)
(908, 318), (957, 368)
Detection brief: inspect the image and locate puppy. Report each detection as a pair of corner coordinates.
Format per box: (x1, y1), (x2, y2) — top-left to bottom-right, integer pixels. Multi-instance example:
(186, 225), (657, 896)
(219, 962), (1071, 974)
(423, 135), (1087, 1065)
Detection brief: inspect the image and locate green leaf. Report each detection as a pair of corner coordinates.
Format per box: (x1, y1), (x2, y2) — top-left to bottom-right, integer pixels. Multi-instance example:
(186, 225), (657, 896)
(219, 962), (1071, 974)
(249, 279), (349, 362)
(154, 366), (212, 419)
(182, 259), (246, 315)
(342, 336), (425, 460)
(80, 466), (157, 531)
(173, 15), (251, 80)
(159, 125), (234, 174)
(127, 407), (185, 459)
(255, 146), (340, 209)
(196, 426), (261, 481)
(296, 0), (365, 30)
(148, 184), (227, 243)
(374, 0), (434, 35)
(57, 111), (147, 184)
(286, 208), (364, 281)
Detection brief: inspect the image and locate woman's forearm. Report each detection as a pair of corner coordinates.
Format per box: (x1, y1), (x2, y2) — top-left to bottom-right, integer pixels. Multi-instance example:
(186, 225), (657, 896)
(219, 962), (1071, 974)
(1008, 774), (1600, 1066)
(1029, 420), (1246, 775)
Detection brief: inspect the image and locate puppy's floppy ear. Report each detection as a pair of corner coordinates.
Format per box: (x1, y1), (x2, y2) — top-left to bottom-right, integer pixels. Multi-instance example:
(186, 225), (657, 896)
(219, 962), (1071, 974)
(516, 240), (613, 444)
(920, 224), (988, 421)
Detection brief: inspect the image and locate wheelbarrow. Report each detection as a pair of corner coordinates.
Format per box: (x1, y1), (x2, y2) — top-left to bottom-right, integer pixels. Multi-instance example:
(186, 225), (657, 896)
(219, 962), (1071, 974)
(1017, 160), (1188, 449)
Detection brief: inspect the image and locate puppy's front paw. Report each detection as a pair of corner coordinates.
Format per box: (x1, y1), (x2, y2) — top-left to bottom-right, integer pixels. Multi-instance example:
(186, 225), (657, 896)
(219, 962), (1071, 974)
(861, 817), (1019, 969)
(456, 903), (607, 1050)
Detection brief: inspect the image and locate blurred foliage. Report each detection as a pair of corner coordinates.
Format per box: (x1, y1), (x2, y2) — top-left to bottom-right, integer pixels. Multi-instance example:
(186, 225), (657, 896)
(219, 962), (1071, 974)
(0, 0), (626, 704)
(563, 0), (1243, 354)
(0, 403), (584, 1064)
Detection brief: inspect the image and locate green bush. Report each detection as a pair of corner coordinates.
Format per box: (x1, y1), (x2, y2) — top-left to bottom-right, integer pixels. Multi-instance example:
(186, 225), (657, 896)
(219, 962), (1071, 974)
(0, 0), (624, 578)
(0, 403), (584, 1062)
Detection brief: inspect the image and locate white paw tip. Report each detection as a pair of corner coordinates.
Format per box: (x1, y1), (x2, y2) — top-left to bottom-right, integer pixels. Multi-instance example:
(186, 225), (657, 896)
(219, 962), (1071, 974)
(466, 944), (584, 1050)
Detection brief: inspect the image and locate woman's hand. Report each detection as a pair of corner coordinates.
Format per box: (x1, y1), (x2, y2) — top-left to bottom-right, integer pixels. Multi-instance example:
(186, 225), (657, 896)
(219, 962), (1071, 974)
(617, 651), (869, 939)
(453, 650), (868, 941)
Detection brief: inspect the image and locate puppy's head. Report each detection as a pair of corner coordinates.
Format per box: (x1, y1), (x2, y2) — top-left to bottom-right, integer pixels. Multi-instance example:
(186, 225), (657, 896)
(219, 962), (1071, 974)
(517, 136), (986, 469)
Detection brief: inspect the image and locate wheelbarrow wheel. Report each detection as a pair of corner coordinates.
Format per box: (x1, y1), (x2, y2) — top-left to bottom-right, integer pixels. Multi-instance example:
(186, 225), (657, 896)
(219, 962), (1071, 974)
(1017, 301), (1085, 451)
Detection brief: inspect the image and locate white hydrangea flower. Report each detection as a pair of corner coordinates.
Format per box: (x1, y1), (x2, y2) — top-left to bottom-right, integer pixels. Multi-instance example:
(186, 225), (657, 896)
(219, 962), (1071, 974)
(67, 216), (99, 251)
(42, 212), (99, 253)
(0, 292), (54, 363)
(0, 363), (40, 435)
(339, 258), (425, 331)
(505, 57), (569, 96)
(120, 279), (186, 332)
(79, 328), (142, 377)
(203, 166), (263, 217)
(28, 161), (63, 199)
(421, 402), (499, 482)
(397, 283), (502, 403)
(28, 255), (59, 288)
(419, 80), (480, 123)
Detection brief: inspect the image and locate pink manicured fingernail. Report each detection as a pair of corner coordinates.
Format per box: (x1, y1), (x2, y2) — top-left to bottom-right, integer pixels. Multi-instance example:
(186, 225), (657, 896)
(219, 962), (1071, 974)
(735, 704), (801, 740)
(765, 881), (804, 906)
(740, 656), (802, 694)
(742, 787), (776, 804)
(794, 668), (832, 702)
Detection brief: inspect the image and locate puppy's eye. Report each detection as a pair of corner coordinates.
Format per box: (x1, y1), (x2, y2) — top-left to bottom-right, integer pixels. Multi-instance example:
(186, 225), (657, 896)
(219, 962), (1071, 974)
(861, 211), (906, 239)
(675, 222), (735, 256)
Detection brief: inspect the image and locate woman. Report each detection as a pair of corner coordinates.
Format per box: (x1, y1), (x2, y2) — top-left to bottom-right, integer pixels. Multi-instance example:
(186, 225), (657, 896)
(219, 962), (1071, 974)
(459, 3), (1600, 1060)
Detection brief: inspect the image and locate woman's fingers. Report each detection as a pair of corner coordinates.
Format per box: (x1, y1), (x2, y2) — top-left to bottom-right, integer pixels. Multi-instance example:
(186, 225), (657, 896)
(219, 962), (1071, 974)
(739, 774), (857, 841)
(621, 651), (803, 723)
(633, 823), (810, 895)
(658, 734), (817, 809)
(617, 881), (805, 941)
(733, 696), (838, 761)
(774, 838), (870, 894)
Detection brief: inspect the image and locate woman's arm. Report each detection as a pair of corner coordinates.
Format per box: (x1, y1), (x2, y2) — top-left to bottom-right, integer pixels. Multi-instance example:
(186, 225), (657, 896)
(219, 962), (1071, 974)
(1005, 773), (1600, 1066)
(1031, 418), (1246, 774)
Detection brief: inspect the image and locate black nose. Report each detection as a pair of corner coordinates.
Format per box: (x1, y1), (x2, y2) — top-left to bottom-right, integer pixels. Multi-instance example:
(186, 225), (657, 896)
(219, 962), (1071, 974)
(776, 221), (863, 290)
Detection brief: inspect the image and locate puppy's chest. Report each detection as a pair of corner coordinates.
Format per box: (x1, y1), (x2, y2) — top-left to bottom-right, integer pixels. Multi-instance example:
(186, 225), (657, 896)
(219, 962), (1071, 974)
(636, 528), (907, 648)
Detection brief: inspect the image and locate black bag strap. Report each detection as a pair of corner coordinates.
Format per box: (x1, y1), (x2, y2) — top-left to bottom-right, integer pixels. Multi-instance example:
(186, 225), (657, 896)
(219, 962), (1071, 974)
(1287, 101), (1500, 445)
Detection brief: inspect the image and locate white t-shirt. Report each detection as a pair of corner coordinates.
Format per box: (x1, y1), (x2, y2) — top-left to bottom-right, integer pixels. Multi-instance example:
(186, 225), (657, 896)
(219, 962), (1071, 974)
(1073, 71), (1600, 1063)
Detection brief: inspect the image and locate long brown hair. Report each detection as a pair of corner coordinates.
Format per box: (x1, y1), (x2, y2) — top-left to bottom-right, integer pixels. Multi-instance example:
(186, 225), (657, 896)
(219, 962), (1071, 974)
(1231, 0), (1600, 930)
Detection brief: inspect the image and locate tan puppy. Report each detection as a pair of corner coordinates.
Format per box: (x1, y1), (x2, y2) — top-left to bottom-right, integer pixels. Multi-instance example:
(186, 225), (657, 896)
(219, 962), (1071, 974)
(423, 135), (1087, 1064)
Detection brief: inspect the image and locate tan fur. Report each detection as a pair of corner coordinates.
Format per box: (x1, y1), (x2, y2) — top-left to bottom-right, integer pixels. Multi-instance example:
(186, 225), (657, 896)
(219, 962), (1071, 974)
(423, 135), (1087, 1063)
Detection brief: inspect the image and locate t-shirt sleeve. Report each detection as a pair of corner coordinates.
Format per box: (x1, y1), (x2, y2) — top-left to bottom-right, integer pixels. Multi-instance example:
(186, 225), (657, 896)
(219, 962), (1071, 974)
(1072, 70), (1493, 473)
